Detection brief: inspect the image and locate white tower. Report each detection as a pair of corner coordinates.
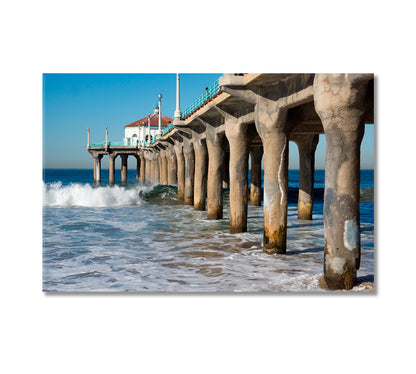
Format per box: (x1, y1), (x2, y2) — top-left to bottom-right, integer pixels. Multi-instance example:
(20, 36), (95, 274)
(157, 93), (163, 136)
(147, 112), (151, 144)
(174, 73), (181, 121)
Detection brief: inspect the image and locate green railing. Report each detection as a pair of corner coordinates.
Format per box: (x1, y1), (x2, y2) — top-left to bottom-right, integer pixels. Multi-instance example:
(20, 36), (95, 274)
(181, 79), (221, 119)
(89, 141), (132, 147)
(162, 122), (174, 135)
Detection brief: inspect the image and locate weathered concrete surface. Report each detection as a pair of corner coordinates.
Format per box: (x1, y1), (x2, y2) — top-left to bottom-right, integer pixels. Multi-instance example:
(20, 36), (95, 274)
(193, 136), (208, 211)
(120, 154), (128, 184)
(183, 137), (195, 205)
(254, 99), (290, 254)
(206, 129), (224, 220)
(144, 152), (151, 184)
(134, 155), (140, 182)
(249, 146), (263, 206)
(139, 152), (145, 184)
(292, 134), (319, 220)
(314, 73), (372, 290)
(93, 154), (103, 184)
(219, 107), (251, 234)
(149, 152), (156, 184)
(261, 129), (289, 254)
(167, 146), (177, 186)
(173, 140), (185, 201)
(153, 152), (160, 184)
(109, 152), (117, 185)
(159, 149), (168, 185)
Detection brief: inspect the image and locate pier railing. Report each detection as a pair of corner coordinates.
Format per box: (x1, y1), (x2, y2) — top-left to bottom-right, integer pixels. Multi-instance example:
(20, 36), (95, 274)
(89, 141), (136, 147)
(181, 79), (221, 120)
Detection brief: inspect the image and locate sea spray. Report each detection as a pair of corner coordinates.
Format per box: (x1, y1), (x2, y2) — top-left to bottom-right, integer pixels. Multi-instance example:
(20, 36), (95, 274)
(43, 182), (150, 207)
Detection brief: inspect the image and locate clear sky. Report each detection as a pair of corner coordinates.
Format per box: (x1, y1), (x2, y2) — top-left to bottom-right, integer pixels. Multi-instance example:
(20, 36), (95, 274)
(43, 73), (374, 170)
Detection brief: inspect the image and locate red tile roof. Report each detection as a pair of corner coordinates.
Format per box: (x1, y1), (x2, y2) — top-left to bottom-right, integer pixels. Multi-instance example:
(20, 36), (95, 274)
(125, 113), (174, 128)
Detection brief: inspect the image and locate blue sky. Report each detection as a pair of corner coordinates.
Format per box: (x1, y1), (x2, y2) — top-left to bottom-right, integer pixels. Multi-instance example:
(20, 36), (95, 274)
(43, 73), (374, 169)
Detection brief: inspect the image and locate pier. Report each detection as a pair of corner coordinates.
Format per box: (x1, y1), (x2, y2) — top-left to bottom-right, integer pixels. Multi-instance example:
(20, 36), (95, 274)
(87, 73), (374, 290)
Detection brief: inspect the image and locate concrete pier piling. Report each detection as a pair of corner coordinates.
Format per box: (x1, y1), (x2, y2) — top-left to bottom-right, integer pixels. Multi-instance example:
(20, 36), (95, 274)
(154, 153), (160, 184)
(174, 139), (185, 201)
(158, 149), (166, 185)
(87, 73), (374, 290)
(139, 152), (145, 184)
(162, 149), (169, 185)
(292, 134), (319, 220)
(261, 129), (289, 254)
(220, 108), (250, 234)
(249, 146), (263, 206)
(144, 153), (151, 184)
(120, 154), (128, 184)
(167, 146), (177, 185)
(183, 137), (195, 206)
(109, 153), (117, 185)
(206, 131), (224, 220)
(93, 154), (103, 184)
(313, 73), (372, 290)
(193, 137), (208, 211)
(150, 153), (156, 184)
(134, 155), (140, 182)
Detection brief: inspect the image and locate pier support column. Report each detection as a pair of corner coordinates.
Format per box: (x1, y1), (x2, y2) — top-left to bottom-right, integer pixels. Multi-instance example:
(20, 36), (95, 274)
(206, 131), (224, 220)
(193, 137), (208, 211)
(154, 153), (160, 184)
(215, 106), (254, 233)
(313, 73), (372, 290)
(120, 154), (128, 184)
(222, 151), (229, 188)
(160, 149), (168, 185)
(134, 155), (140, 182)
(145, 154), (151, 184)
(253, 100), (290, 254)
(174, 141), (185, 201)
(225, 128), (249, 233)
(250, 146), (263, 206)
(149, 154), (155, 184)
(158, 151), (164, 185)
(262, 130), (289, 254)
(183, 138), (195, 206)
(139, 153), (145, 184)
(167, 146), (177, 185)
(93, 154), (103, 184)
(109, 153), (117, 185)
(292, 134), (319, 220)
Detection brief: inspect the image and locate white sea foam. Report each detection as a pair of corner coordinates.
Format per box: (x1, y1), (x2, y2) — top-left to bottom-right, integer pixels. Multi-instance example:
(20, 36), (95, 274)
(43, 182), (146, 207)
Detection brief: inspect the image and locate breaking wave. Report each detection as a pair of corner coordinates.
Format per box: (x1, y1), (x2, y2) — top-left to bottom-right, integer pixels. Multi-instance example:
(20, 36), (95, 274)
(43, 182), (149, 207)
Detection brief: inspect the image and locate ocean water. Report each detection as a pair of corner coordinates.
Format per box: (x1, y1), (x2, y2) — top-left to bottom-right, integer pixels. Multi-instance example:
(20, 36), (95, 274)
(42, 169), (374, 292)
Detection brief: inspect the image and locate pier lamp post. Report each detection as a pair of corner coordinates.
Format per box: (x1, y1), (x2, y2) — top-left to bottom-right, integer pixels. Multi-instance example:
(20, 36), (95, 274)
(105, 126), (109, 149)
(158, 93), (163, 136)
(87, 128), (90, 147)
(147, 112), (151, 145)
(142, 121), (145, 145)
(174, 73), (181, 121)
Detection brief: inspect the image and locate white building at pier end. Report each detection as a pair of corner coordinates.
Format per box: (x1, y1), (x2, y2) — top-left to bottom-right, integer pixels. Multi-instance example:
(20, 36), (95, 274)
(124, 106), (173, 145)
